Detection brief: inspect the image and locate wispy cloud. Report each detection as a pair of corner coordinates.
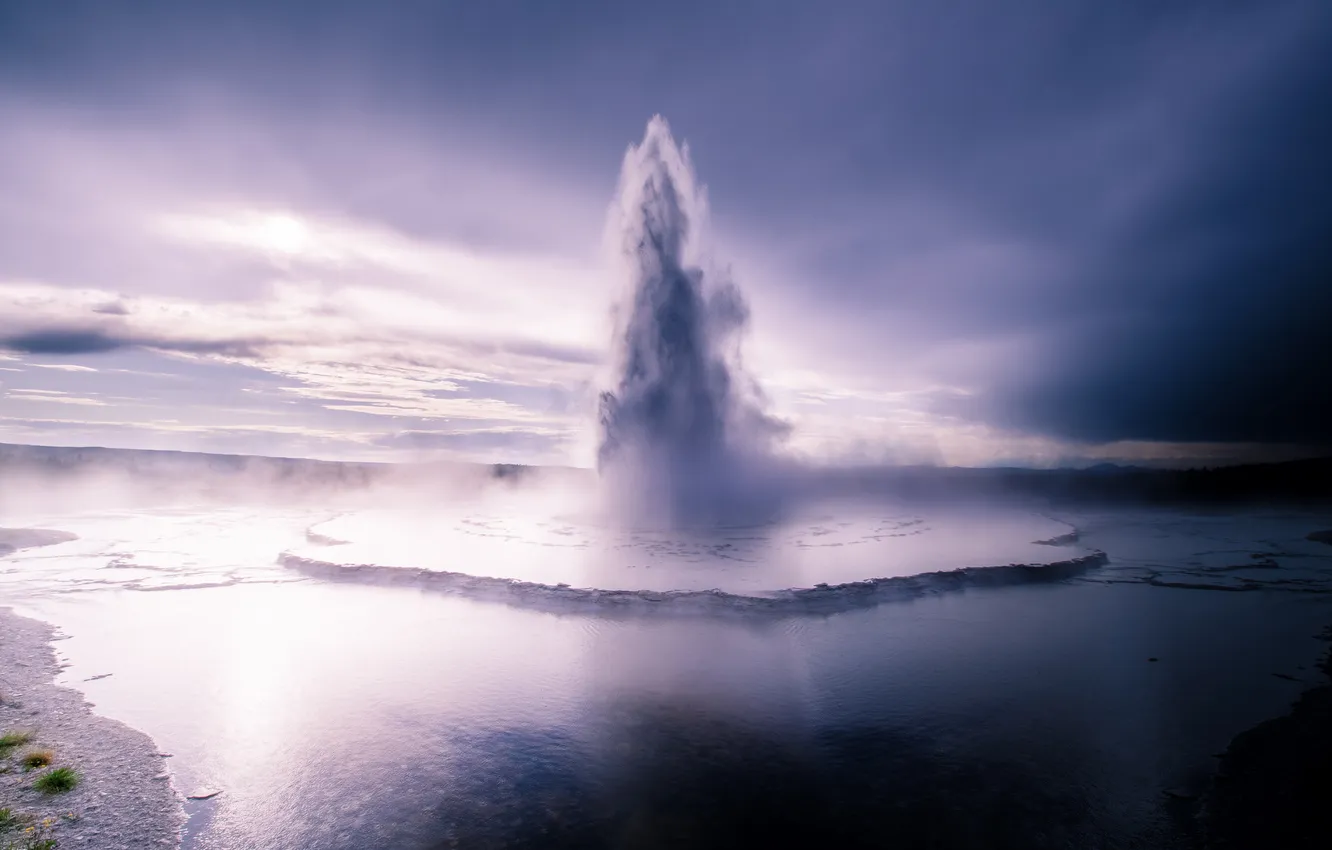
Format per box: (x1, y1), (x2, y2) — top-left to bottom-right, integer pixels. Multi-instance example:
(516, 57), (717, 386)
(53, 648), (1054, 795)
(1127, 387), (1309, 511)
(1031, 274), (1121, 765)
(3, 388), (108, 406)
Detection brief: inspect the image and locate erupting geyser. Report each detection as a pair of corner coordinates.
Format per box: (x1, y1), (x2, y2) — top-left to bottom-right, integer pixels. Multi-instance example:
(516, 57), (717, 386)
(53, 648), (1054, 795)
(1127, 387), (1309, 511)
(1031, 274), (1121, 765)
(597, 117), (789, 527)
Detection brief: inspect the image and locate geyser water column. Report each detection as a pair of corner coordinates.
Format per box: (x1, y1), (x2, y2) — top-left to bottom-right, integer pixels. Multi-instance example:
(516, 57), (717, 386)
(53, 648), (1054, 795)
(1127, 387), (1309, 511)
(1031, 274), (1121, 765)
(597, 117), (789, 528)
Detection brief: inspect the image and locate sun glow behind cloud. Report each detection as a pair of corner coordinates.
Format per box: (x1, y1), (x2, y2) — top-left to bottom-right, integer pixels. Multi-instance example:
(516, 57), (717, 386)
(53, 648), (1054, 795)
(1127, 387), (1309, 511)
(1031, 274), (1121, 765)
(259, 214), (309, 255)
(159, 210), (315, 258)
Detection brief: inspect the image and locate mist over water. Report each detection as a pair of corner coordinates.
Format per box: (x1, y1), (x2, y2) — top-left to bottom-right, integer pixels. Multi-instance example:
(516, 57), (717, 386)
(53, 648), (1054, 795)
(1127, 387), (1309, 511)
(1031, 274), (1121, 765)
(597, 117), (790, 528)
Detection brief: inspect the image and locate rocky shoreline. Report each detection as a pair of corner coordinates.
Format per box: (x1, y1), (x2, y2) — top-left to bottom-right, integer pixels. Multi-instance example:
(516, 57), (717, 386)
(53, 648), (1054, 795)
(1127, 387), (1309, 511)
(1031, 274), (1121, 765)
(0, 608), (181, 849)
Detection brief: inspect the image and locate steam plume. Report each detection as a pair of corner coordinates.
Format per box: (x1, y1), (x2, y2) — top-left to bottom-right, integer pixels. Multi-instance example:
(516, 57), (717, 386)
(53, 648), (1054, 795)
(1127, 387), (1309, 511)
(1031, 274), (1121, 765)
(597, 117), (788, 526)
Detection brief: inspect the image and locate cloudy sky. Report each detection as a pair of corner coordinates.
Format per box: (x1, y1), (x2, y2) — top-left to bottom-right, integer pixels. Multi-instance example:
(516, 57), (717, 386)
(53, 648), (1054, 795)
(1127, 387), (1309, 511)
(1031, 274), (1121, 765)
(1, 0), (1328, 467)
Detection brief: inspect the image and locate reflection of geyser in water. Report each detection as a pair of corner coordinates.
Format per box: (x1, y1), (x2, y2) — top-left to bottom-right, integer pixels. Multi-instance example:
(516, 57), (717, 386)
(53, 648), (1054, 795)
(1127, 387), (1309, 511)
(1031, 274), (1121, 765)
(597, 117), (791, 529)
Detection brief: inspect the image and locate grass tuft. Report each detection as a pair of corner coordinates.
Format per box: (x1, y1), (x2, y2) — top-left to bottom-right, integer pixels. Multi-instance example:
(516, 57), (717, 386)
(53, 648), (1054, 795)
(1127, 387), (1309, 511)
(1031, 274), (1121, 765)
(0, 732), (33, 753)
(0, 807), (14, 830)
(33, 767), (78, 794)
(20, 751), (52, 771)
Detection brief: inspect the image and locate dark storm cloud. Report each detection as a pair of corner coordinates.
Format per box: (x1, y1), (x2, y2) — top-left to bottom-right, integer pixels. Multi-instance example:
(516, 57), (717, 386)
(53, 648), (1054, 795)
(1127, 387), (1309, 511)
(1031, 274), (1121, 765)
(951, 19), (1332, 446)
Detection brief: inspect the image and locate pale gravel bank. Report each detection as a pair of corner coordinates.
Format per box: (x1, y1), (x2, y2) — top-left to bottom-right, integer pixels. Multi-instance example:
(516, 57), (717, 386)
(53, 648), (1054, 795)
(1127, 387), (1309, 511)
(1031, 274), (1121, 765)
(0, 607), (182, 849)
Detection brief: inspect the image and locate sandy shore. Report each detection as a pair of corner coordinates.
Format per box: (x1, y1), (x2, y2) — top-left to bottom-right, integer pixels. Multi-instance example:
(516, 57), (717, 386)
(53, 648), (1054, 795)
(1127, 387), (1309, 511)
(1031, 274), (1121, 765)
(0, 607), (181, 849)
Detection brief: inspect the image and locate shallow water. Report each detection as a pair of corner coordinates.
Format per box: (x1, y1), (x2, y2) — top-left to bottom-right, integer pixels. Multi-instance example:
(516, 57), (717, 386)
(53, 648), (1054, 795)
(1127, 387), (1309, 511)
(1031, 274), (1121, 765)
(2, 501), (1331, 848)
